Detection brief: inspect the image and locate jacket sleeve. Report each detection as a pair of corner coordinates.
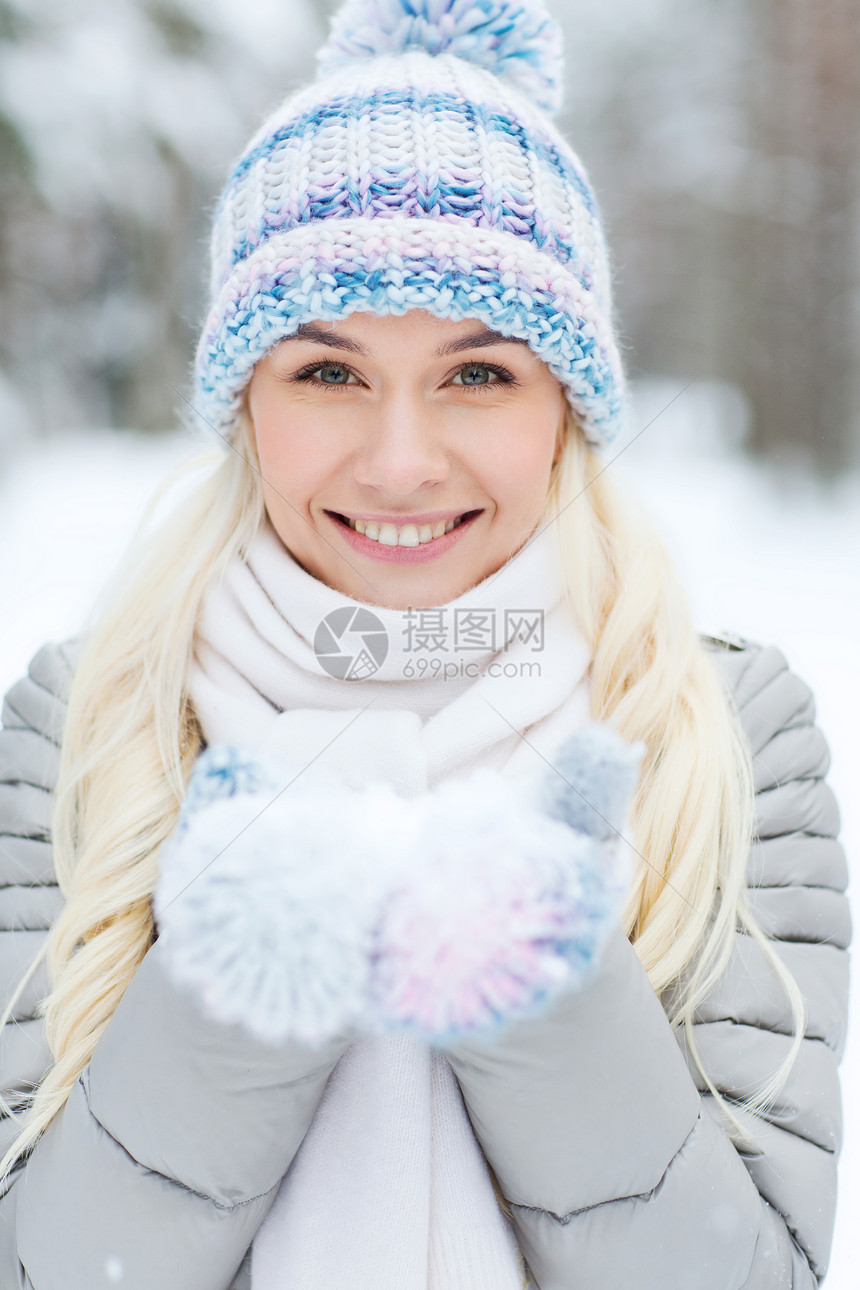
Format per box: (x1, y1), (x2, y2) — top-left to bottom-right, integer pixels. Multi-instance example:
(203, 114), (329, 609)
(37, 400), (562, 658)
(0, 641), (356, 1290)
(444, 637), (852, 1290)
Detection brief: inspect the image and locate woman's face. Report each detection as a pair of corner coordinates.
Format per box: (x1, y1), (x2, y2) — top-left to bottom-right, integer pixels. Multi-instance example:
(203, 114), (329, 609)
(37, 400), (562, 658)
(246, 309), (566, 609)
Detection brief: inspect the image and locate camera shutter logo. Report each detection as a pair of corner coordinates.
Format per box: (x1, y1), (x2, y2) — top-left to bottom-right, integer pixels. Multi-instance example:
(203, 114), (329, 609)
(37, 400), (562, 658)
(314, 607), (389, 679)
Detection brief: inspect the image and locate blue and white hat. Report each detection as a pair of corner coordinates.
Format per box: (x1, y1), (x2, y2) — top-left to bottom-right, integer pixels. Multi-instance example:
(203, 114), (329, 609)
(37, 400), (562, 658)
(193, 0), (629, 450)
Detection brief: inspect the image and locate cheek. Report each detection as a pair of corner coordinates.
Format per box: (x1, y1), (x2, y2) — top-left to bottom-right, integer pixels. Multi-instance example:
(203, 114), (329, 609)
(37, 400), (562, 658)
(475, 413), (560, 508)
(252, 400), (336, 509)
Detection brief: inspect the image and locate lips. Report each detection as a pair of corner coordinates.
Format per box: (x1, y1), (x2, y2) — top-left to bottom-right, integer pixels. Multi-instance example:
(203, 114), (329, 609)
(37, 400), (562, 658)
(326, 508), (483, 563)
(328, 510), (481, 548)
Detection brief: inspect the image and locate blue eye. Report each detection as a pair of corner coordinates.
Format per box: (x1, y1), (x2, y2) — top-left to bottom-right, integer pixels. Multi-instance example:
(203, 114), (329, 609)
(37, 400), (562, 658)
(453, 363), (497, 386)
(290, 359), (359, 389)
(316, 362), (352, 385)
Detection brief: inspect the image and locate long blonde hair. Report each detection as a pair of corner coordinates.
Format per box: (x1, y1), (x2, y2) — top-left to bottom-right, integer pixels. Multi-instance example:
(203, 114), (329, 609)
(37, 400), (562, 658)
(0, 401), (805, 1192)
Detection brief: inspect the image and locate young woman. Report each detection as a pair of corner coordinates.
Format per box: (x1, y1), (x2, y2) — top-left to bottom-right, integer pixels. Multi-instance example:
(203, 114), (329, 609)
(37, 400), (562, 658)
(0, 2), (851, 1288)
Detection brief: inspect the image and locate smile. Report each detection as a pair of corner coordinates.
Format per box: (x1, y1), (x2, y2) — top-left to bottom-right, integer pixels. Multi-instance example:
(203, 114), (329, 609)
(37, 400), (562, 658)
(326, 510), (483, 564)
(343, 513), (476, 546)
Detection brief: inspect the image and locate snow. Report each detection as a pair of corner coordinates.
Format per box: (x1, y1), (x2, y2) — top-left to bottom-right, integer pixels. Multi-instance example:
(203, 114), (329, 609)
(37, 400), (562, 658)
(0, 387), (857, 1284)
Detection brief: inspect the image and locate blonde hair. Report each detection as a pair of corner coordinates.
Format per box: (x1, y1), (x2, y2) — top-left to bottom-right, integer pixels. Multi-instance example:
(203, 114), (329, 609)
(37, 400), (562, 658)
(0, 401), (805, 1203)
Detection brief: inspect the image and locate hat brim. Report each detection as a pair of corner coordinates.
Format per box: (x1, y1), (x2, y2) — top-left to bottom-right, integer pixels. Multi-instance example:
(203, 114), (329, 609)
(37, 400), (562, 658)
(193, 215), (626, 450)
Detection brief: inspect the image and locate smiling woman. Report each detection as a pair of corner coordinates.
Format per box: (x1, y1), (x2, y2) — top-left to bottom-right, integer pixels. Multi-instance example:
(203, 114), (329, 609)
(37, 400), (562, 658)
(0, 1), (850, 1288)
(247, 312), (566, 605)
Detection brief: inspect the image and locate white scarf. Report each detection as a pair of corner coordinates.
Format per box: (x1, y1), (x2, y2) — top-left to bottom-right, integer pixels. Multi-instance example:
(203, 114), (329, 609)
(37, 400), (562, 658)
(188, 518), (594, 1290)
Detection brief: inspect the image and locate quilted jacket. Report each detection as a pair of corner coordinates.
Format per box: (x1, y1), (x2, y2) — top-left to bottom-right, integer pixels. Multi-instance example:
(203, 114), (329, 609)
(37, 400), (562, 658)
(0, 632), (851, 1289)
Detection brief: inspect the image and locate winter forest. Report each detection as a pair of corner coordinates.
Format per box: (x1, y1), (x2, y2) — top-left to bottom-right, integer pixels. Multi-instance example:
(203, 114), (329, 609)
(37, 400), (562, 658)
(0, 0), (858, 1283)
(2, 0), (860, 472)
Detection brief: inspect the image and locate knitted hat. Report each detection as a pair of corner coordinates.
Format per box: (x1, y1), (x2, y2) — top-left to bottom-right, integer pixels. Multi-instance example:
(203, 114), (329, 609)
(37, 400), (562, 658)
(193, 0), (628, 450)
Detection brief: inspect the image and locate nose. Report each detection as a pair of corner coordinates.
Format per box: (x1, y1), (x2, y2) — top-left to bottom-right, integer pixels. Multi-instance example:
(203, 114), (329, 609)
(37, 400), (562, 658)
(351, 392), (450, 494)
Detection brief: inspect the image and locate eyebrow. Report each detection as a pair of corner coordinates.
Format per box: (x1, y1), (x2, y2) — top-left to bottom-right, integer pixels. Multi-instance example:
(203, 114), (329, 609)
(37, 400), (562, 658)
(284, 323), (531, 358)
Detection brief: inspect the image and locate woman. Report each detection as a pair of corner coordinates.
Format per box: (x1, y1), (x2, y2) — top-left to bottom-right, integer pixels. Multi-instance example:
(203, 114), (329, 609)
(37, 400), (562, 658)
(0, 1), (851, 1287)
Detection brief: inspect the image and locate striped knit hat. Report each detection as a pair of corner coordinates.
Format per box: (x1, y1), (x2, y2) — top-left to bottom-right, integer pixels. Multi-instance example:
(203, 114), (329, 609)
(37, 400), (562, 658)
(193, 0), (628, 450)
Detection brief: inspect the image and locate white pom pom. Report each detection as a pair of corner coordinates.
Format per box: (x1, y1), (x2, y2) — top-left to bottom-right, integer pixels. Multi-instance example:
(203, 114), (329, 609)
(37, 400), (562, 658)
(154, 781), (412, 1046)
(366, 767), (632, 1043)
(317, 0), (564, 115)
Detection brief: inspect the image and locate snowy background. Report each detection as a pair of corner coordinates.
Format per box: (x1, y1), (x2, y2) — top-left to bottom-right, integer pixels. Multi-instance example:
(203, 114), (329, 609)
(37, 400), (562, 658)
(1, 384), (857, 1286)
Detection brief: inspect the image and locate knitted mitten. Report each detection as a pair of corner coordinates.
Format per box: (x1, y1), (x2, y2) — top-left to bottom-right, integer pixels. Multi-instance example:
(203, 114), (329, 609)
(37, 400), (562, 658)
(154, 725), (645, 1048)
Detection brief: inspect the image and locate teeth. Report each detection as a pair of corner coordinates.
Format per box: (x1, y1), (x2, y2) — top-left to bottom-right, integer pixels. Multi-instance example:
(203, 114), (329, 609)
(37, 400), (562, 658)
(345, 514), (471, 545)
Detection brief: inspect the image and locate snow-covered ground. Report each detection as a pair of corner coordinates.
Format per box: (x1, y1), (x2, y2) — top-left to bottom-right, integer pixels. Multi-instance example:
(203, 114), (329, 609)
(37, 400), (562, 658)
(1, 387), (858, 1284)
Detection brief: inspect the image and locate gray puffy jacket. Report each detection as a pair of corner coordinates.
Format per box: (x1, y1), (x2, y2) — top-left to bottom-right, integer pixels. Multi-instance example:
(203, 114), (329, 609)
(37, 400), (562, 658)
(0, 634), (851, 1289)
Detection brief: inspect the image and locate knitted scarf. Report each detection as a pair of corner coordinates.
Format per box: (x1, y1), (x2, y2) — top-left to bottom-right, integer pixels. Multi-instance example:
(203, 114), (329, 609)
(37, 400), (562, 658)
(187, 518), (594, 1290)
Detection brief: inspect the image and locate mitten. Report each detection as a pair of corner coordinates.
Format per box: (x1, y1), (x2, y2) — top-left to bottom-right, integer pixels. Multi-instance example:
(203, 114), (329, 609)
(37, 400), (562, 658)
(154, 725), (645, 1049)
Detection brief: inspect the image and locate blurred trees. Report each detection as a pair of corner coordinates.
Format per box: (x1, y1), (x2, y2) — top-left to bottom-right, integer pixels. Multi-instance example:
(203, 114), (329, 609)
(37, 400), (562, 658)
(559, 0), (860, 476)
(737, 0), (860, 474)
(0, 0), (322, 441)
(0, 0), (858, 475)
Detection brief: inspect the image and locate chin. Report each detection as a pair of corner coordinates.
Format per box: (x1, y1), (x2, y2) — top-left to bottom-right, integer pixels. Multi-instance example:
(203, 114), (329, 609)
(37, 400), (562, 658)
(388, 572), (490, 610)
(338, 570), (470, 611)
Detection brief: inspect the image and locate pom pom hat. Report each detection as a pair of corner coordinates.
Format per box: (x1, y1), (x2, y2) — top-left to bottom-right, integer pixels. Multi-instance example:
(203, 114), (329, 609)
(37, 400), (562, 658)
(194, 0), (629, 450)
